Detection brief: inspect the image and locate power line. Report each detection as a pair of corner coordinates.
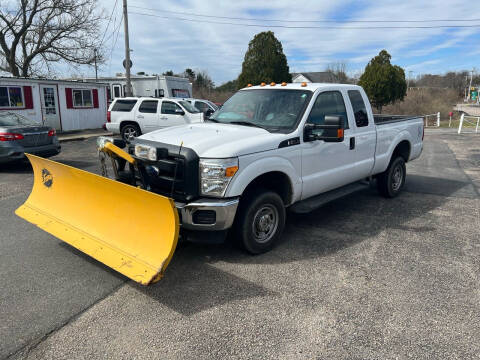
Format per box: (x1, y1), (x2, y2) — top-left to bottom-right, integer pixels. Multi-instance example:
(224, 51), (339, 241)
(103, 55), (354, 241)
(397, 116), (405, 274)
(108, 12), (123, 73)
(100, 0), (119, 47)
(129, 11), (480, 29)
(129, 5), (480, 24)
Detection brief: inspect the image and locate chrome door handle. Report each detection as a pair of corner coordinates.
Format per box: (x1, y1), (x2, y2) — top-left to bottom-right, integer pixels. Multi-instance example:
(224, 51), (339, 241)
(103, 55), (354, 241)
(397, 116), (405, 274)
(137, 115), (144, 119)
(160, 117), (168, 120)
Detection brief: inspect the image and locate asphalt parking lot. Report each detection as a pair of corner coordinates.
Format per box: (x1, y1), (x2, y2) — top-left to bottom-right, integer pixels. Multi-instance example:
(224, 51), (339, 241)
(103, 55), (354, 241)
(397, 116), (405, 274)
(1, 130), (479, 359)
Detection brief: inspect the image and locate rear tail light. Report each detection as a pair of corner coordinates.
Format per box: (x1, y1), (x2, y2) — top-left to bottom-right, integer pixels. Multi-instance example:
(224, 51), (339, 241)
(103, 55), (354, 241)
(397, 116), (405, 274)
(48, 129), (56, 137)
(107, 111), (111, 123)
(0, 133), (24, 141)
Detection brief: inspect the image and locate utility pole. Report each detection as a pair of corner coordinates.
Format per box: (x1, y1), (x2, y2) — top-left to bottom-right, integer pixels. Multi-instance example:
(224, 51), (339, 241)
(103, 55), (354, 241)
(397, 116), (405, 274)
(122, 0), (133, 96)
(468, 68), (474, 101)
(94, 48), (98, 82)
(407, 70), (413, 90)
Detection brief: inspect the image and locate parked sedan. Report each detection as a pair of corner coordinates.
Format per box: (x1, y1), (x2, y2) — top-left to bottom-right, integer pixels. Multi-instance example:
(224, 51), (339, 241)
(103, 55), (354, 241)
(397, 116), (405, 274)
(0, 112), (61, 163)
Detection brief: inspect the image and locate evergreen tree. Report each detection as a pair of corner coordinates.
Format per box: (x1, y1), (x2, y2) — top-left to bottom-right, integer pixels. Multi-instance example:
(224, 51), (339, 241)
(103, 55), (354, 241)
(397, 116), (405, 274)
(358, 50), (407, 112)
(237, 31), (292, 88)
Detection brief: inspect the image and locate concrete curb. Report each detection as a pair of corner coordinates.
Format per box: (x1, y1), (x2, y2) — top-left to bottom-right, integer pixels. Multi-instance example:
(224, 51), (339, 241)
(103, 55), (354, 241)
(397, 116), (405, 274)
(58, 132), (113, 143)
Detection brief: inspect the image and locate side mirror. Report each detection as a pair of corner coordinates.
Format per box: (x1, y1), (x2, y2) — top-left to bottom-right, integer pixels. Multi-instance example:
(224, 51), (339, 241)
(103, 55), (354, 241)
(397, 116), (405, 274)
(304, 115), (344, 143)
(175, 108), (185, 116)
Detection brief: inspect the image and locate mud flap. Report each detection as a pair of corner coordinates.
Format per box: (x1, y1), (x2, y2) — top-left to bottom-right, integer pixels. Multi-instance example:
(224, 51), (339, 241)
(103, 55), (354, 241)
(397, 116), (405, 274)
(15, 154), (179, 285)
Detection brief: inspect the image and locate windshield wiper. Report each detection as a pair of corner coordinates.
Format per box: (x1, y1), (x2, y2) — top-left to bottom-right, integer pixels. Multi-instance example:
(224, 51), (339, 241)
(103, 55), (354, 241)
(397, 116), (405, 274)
(229, 121), (266, 129)
(207, 118), (219, 123)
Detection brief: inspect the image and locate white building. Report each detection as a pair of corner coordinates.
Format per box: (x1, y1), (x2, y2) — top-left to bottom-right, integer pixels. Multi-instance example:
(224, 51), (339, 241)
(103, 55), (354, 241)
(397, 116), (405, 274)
(291, 72), (338, 83)
(82, 74), (192, 102)
(0, 77), (108, 131)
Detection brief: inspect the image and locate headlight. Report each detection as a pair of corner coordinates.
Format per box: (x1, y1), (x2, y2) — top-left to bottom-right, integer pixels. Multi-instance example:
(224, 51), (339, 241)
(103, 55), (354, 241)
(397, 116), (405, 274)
(96, 136), (113, 149)
(200, 158), (239, 197)
(134, 144), (157, 161)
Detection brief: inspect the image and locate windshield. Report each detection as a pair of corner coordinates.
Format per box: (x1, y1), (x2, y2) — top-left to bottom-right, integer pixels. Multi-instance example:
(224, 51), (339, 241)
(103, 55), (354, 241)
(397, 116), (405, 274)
(179, 100), (201, 113)
(207, 101), (219, 110)
(0, 112), (39, 126)
(210, 89), (312, 131)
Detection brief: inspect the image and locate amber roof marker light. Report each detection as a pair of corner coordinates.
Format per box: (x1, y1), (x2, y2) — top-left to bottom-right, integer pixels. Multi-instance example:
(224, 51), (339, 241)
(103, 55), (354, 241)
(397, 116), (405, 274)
(270, 82), (276, 86)
(301, 82), (307, 87)
(281, 82), (287, 86)
(260, 82), (266, 86)
(247, 84), (253, 87)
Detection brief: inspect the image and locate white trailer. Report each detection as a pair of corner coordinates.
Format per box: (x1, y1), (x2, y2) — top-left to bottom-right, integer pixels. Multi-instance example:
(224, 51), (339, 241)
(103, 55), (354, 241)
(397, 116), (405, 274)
(82, 74), (192, 103)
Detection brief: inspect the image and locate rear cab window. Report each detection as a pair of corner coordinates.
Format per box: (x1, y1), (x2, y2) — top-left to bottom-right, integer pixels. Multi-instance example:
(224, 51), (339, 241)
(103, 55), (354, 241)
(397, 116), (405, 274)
(111, 99), (137, 112)
(348, 90), (369, 127)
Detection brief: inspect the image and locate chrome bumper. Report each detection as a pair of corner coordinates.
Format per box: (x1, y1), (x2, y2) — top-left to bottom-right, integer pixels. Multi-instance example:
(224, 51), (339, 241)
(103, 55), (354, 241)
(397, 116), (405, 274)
(175, 198), (239, 231)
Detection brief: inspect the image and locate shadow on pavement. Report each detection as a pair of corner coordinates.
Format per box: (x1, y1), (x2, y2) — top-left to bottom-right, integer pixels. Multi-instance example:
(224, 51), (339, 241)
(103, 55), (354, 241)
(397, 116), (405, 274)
(50, 174), (472, 316)
(133, 253), (275, 316)
(0, 160), (32, 173)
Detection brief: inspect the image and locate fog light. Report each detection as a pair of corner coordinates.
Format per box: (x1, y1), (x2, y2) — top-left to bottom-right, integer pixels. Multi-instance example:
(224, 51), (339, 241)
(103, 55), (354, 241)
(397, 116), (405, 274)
(192, 210), (216, 225)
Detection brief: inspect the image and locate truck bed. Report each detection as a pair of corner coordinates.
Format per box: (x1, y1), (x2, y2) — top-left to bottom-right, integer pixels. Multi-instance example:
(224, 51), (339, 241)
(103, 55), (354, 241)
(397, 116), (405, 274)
(374, 114), (421, 125)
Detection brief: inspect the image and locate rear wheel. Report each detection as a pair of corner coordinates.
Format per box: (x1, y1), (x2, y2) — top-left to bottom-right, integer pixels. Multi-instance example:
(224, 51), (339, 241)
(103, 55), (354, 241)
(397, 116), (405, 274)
(236, 189), (286, 254)
(121, 123), (141, 141)
(377, 157), (406, 198)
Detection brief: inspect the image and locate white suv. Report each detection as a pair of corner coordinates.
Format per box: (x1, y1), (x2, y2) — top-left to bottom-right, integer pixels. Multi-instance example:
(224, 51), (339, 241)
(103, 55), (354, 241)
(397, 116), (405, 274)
(106, 97), (204, 140)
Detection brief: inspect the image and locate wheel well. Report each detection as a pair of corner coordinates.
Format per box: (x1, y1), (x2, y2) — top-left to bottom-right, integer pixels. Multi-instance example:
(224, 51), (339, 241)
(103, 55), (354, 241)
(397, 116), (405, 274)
(120, 121), (140, 131)
(392, 140), (411, 163)
(242, 171), (293, 206)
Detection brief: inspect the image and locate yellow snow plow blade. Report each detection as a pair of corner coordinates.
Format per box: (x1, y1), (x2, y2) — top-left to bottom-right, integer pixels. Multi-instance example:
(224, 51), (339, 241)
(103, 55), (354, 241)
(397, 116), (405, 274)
(15, 154), (179, 285)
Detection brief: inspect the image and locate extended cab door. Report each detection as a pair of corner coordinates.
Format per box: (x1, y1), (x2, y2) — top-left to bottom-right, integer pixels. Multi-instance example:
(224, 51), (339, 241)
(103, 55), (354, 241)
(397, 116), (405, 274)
(346, 90), (376, 178)
(300, 90), (359, 199)
(136, 99), (160, 132)
(159, 100), (187, 127)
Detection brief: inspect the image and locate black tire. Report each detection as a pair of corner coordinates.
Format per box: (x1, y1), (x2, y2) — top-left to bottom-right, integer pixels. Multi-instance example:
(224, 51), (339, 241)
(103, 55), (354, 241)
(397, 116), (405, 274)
(235, 189), (286, 254)
(121, 123), (141, 141)
(377, 157), (406, 198)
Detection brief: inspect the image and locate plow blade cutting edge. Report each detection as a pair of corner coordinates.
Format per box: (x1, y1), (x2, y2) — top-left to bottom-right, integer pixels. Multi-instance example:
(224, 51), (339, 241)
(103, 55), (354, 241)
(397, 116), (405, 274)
(15, 154), (179, 285)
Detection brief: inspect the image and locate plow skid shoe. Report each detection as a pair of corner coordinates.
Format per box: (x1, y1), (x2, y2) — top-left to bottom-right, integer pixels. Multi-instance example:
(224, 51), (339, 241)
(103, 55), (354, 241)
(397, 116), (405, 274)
(15, 154), (179, 285)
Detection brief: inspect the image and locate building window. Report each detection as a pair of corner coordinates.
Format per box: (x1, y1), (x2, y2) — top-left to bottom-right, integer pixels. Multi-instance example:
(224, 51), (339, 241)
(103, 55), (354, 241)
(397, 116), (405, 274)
(0, 86), (24, 108)
(172, 89), (190, 98)
(113, 84), (121, 98)
(72, 89), (93, 107)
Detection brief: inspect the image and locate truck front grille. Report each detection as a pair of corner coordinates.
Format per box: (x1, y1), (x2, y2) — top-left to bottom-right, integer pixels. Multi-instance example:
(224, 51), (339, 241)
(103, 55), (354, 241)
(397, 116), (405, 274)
(130, 141), (199, 202)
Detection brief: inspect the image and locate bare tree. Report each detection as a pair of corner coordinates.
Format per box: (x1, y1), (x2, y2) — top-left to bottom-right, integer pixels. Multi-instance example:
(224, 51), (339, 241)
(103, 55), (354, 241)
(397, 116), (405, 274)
(326, 62), (349, 83)
(0, 0), (104, 77)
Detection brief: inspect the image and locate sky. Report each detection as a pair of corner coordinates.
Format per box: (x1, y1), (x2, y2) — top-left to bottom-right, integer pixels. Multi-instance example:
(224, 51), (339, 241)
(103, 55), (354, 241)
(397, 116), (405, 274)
(80, 0), (480, 85)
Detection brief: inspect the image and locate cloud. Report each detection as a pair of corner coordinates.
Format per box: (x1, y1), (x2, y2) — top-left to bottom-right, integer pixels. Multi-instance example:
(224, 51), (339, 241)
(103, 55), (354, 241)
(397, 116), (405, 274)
(80, 0), (480, 85)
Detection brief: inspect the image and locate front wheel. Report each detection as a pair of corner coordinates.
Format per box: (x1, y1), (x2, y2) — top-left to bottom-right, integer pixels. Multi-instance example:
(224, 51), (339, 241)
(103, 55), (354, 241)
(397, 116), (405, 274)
(236, 189), (286, 254)
(377, 157), (406, 198)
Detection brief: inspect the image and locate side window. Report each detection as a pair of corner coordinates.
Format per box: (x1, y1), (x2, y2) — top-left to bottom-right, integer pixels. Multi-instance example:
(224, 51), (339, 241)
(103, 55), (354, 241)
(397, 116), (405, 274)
(138, 100), (158, 113)
(307, 91), (348, 129)
(161, 101), (182, 114)
(194, 101), (208, 112)
(348, 90), (368, 127)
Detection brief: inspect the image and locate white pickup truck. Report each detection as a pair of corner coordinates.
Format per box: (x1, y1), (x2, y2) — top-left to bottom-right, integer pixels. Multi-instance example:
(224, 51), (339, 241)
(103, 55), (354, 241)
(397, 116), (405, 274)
(105, 83), (423, 253)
